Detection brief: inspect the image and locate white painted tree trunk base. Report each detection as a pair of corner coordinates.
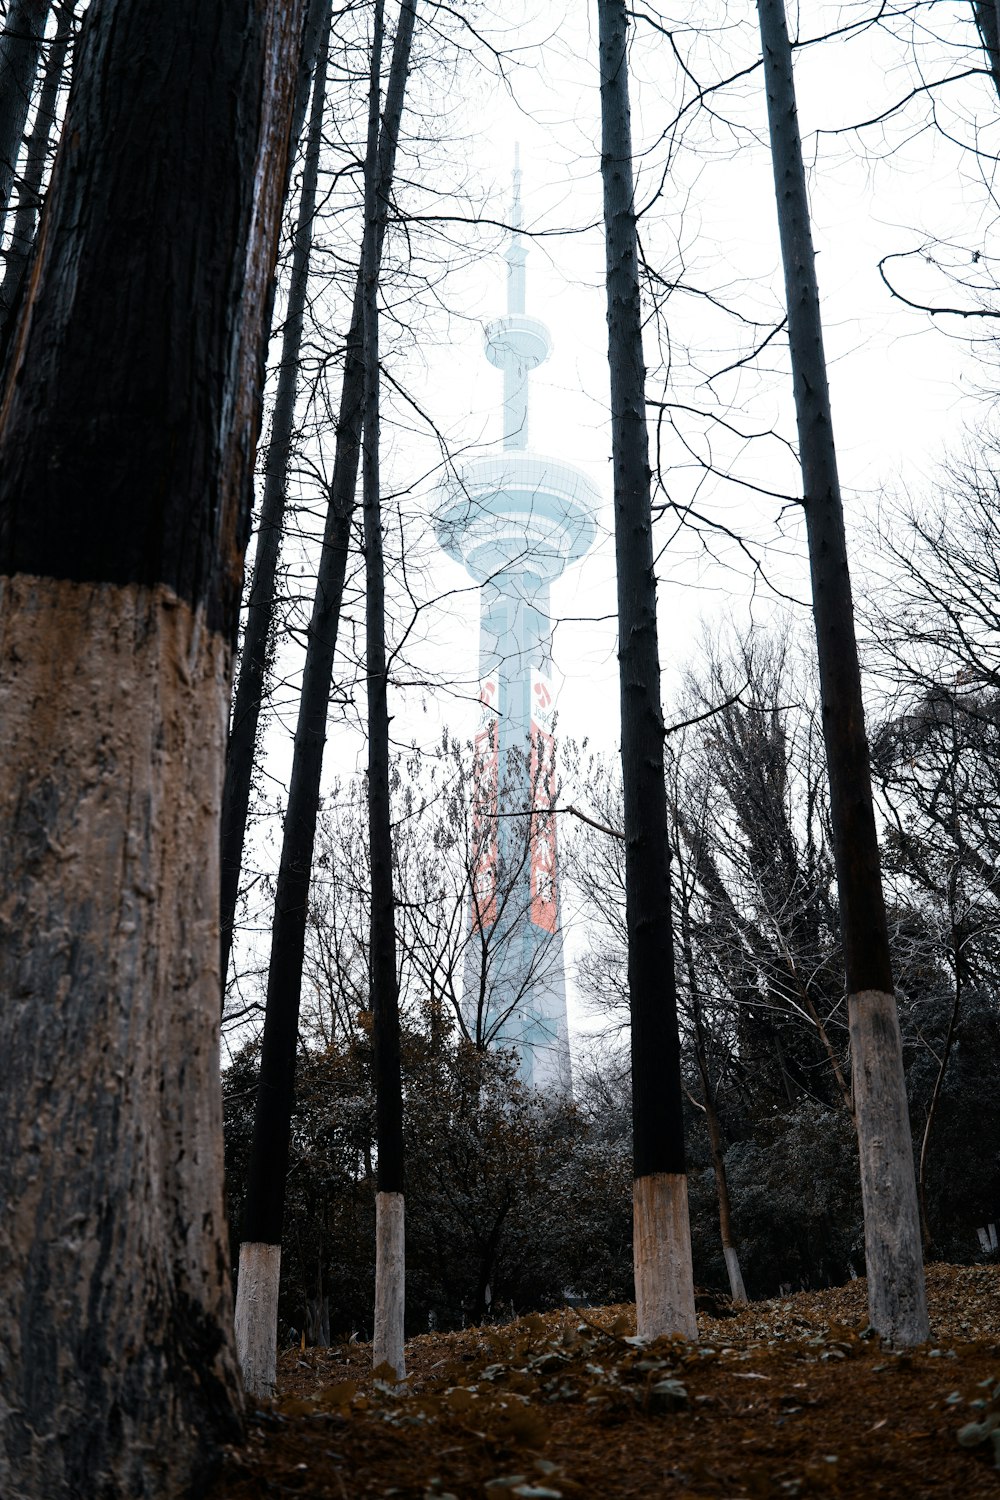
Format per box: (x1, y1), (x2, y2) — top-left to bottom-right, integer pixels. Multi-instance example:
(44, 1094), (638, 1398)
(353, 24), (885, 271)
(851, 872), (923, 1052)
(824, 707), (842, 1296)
(633, 1173), (698, 1341)
(374, 1191), (405, 1379)
(0, 577), (241, 1495)
(235, 1241), (281, 1399)
(724, 1245), (748, 1305)
(850, 988), (929, 1346)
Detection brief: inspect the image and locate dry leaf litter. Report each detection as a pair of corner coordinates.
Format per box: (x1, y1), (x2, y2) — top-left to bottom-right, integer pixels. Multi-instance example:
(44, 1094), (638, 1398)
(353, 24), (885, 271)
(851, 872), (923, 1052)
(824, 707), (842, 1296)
(210, 1262), (1000, 1498)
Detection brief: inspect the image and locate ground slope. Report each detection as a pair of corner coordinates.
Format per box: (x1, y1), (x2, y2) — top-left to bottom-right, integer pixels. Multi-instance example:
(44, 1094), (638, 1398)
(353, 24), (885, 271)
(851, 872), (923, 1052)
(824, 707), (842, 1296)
(211, 1263), (1000, 1497)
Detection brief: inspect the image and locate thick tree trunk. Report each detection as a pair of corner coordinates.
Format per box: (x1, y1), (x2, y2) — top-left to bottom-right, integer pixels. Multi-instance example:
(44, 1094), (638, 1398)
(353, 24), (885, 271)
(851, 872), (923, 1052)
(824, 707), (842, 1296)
(220, 0), (333, 994)
(756, 0), (928, 1346)
(597, 0), (697, 1343)
(233, 1241), (283, 1404)
(633, 1175), (697, 1336)
(235, 0), (416, 1400)
(375, 1193), (406, 1376)
(0, 0), (48, 232)
(0, 0), (71, 345)
(0, 0), (310, 1492)
(0, 582), (240, 1495)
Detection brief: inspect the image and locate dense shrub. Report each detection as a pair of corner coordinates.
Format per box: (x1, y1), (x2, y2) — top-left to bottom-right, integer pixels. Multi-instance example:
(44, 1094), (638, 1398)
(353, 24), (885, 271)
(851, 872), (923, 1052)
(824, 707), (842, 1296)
(224, 1031), (633, 1340)
(224, 993), (1000, 1341)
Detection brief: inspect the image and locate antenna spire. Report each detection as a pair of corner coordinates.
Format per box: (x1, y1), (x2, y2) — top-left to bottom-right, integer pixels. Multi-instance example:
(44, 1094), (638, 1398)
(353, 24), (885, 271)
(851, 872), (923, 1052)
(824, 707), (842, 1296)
(505, 145), (526, 320)
(484, 147), (549, 447)
(512, 142), (522, 231)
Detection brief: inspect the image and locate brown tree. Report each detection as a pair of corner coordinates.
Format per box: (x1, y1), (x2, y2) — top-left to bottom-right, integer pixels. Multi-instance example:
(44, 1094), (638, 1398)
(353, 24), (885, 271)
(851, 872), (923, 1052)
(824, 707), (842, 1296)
(756, 0), (928, 1343)
(596, 0), (697, 1340)
(359, 0), (407, 1381)
(0, 0), (310, 1493)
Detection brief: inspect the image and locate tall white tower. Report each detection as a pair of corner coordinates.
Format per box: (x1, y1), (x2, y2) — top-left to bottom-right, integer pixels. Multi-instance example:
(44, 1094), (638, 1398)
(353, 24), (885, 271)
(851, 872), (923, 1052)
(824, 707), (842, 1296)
(435, 155), (599, 1091)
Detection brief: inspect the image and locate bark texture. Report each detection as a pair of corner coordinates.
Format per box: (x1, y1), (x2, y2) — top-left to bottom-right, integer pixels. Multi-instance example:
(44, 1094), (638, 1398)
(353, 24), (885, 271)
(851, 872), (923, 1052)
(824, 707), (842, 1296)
(220, 0), (333, 990)
(849, 991), (928, 1343)
(632, 1175), (698, 1340)
(234, 1242), (282, 1400)
(0, 0), (48, 231)
(0, 577), (241, 1496)
(0, 0), (311, 1491)
(374, 1192), (406, 1379)
(756, 0), (928, 1345)
(597, 0), (697, 1337)
(0, 0), (307, 636)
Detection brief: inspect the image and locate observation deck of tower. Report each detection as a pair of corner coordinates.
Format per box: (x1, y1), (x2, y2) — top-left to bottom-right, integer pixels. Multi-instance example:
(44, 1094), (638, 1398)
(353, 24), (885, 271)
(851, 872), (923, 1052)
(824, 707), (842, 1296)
(435, 154), (600, 1093)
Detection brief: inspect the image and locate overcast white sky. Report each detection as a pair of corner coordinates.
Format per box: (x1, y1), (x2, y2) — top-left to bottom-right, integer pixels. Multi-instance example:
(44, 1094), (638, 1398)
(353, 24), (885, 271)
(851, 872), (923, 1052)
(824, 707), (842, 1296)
(235, 0), (998, 1049)
(374, 0), (989, 752)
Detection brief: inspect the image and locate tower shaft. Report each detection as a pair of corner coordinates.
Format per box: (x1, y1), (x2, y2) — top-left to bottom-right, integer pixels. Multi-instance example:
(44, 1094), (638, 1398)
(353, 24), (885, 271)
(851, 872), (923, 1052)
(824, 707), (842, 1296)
(435, 157), (599, 1094)
(466, 570), (571, 1092)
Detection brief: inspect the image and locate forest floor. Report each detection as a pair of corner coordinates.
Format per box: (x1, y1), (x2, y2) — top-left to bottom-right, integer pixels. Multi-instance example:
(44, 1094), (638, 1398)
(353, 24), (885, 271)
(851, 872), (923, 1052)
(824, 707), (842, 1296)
(210, 1263), (1000, 1498)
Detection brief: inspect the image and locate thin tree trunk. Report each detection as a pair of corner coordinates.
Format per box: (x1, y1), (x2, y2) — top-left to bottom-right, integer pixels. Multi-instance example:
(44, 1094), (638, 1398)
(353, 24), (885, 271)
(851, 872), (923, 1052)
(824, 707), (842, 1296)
(361, 0), (406, 1383)
(676, 830), (748, 1303)
(918, 706), (965, 1252)
(0, 0), (71, 344)
(473, 1211), (507, 1322)
(235, 0), (417, 1401)
(701, 1082), (748, 1304)
(0, 0), (310, 1493)
(802, 990), (854, 1116)
(688, 981), (748, 1302)
(757, 0), (928, 1345)
(0, 0), (48, 232)
(596, 0), (697, 1342)
(770, 920), (855, 1115)
(918, 956), (961, 1253)
(220, 0), (333, 995)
